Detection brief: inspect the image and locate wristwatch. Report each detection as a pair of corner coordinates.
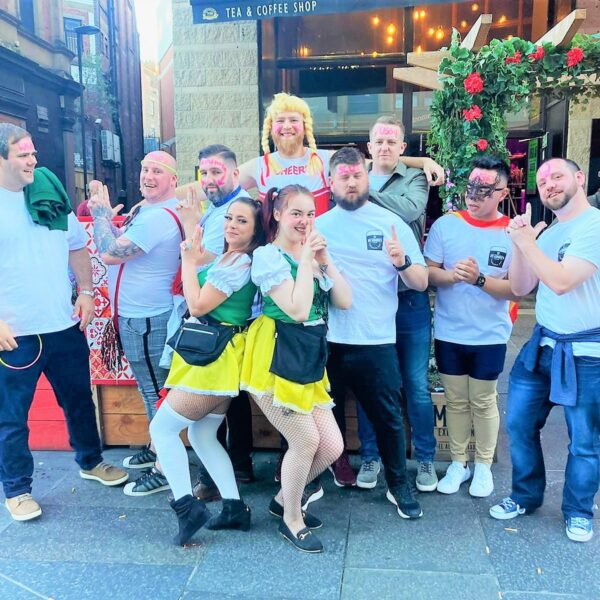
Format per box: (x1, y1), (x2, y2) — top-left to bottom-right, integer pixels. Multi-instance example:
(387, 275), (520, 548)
(78, 289), (95, 298)
(395, 256), (412, 272)
(474, 274), (486, 288)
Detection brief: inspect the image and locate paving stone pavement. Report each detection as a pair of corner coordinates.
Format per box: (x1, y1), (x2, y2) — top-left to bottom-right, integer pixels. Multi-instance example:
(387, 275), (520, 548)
(1, 312), (599, 600)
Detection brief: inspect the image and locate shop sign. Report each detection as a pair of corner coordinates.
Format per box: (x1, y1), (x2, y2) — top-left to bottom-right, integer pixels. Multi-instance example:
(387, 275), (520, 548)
(526, 138), (539, 195)
(190, 0), (469, 23)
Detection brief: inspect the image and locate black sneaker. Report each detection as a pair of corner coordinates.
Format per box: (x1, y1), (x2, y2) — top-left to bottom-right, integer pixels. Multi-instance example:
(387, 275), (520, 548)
(301, 479), (324, 511)
(386, 484), (423, 519)
(123, 467), (170, 496)
(123, 446), (156, 469)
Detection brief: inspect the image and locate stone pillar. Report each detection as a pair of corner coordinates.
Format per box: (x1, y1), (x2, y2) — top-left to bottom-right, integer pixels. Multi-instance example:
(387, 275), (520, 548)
(172, 0), (260, 183)
(567, 97), (599, 182)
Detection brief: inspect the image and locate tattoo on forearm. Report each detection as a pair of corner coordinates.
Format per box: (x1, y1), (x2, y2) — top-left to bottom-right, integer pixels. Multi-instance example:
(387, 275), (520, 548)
(93, 216), (142, 258)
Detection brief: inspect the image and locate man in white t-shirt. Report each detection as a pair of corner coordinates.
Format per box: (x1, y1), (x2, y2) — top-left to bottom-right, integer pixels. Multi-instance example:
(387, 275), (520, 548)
(0, 124), (128, 522)
(490, 158), (600, 544)
(317, 146), (428, 520)
(90, 150), (183, 497)
(425, 156), (519, 498)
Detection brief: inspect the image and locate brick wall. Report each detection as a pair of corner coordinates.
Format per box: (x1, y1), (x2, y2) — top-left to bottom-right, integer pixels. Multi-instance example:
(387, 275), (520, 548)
(172, 0), (260, 183)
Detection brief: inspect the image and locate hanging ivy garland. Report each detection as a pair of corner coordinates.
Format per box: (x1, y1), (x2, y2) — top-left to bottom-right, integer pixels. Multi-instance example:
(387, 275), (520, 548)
(428, 31), (600, 209)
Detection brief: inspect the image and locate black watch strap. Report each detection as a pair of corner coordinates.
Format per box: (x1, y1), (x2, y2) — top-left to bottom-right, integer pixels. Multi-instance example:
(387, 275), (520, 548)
(474, 274), (486, 288)
(395, 255), (412, 272)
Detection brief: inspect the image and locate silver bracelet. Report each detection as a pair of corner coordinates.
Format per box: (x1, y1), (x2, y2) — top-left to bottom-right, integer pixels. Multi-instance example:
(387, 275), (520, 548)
(78, 289), (95, 298)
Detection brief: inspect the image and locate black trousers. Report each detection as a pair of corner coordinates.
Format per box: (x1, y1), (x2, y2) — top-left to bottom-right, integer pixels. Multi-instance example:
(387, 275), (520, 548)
(329, 342), (408, 490)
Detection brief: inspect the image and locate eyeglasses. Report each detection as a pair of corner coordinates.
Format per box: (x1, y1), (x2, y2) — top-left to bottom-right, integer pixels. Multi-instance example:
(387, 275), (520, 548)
(465, 183), (505, 201)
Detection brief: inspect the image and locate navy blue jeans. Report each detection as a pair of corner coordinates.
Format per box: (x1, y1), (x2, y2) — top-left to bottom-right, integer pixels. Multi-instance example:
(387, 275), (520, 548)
(356, 290), (436, 462)
(0, 325), (103, 498)
(329, 343), (408, 489)
(507, 345), (600, 519)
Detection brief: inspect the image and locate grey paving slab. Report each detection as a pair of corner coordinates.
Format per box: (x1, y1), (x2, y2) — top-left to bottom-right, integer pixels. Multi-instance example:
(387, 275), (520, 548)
(187, 504), (348, 599)
(482, 515), (600, 597)
(0, 560), (194, 600)
(340, 568), (501, 600)
(0, 505), (205, 566)
(345, 487), (494, 575)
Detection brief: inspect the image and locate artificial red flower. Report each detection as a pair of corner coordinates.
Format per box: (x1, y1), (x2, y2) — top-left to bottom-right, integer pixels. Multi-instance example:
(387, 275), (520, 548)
(464, 72), (484, 94)
(505, 50), (522, 64)
(566, 47), (584, 67)
(476, 139), (488, 151)
(463, 105), (483, 122)
(528, 46), (545, 61)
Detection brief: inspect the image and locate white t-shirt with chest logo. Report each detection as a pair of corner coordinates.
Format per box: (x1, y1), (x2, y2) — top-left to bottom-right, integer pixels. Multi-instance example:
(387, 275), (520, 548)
(536, 207), (600, 357)
(424, 211), (513, 345)
(317, 201), (425, 345)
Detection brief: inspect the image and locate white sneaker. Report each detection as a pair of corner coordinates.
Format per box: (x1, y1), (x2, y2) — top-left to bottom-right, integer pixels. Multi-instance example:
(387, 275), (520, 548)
(437, 461), (471, 494)
(469, 463), (494, 497)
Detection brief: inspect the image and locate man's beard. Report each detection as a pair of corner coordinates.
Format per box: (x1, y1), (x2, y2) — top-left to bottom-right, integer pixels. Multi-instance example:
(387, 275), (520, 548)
(543, 182), (577, 212)
(205, 186), (229, 204)
(333, 190), (369, 211)
(274, 135), (303, 156)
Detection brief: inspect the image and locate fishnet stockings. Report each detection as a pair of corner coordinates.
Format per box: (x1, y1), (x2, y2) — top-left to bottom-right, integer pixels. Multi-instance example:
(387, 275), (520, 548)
(252, 394), (343, 526)
(166, 389), (231, 420)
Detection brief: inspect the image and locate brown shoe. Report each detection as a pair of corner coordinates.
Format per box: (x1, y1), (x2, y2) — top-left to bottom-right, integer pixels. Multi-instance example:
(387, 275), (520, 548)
(5, 493), (42, 521)
(192, 481), (221, 502)
(80, 462), (129, 486)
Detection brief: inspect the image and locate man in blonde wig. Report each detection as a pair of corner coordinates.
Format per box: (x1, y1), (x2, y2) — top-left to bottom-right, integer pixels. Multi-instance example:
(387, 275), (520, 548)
(177, 92), (445, 217)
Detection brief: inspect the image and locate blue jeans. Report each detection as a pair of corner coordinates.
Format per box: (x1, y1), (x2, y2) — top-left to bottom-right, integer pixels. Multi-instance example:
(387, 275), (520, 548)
(356, 290), (435, 462)
(507, 345), (600, 519)
(0, 325), (103, 498)
(119, 311), (171, 420)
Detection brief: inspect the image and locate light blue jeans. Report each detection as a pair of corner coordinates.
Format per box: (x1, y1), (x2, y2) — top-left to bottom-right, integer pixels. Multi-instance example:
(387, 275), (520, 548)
(119, 310), (171, 420)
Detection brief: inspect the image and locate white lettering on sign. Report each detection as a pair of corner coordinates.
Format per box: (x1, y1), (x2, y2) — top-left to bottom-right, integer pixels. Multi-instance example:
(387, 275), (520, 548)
(256, 3), (289, 16)
(293, 1), (317, 13)
(225, 6), (243, 18)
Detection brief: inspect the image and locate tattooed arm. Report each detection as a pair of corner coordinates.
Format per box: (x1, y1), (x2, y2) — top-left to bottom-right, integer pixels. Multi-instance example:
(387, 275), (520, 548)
(89, 185), (145, 265)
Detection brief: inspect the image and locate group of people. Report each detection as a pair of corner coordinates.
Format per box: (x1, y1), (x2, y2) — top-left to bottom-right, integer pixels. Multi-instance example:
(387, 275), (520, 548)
(0, 91), (598, 554)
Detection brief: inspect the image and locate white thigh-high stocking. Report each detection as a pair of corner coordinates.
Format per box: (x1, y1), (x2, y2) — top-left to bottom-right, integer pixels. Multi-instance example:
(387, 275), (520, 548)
(149, 401), (193, 500)
(187, 414), (240, 500)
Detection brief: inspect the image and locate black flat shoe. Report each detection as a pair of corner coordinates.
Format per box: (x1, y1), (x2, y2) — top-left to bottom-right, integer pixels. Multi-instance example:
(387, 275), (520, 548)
(278, 521), (323, 553)
(268, 498), (323, 529)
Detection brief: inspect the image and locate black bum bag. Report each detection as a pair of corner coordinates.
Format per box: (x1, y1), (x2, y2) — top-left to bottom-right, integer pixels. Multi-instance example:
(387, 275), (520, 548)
(269, 321), (328, 385)
(167, 315), (243, 367)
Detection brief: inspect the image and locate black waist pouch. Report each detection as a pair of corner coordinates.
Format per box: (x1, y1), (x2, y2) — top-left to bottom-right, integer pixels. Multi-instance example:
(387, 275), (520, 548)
(167, 315), (241, 367)
(269, 321), (328, 384)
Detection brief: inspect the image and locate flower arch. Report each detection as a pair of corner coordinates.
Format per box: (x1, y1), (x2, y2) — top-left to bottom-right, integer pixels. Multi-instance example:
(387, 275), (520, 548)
(427, 30), (600, 207)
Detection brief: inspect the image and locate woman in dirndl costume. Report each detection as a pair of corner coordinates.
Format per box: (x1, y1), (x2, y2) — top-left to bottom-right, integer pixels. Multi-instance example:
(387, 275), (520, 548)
(149, 196), (265, 546)
(240, 184), (352, 553)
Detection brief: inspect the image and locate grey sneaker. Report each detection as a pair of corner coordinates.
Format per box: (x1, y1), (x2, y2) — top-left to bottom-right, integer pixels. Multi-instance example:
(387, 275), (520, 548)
(356, 460), (381, 489)
(415, 461), (438, 492)
(123, 467), (170, 496)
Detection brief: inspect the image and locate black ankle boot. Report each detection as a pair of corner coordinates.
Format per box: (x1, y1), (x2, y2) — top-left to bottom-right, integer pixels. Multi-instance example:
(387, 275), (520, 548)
(205, 498), (251, 531)
(169, 494), (212, 546)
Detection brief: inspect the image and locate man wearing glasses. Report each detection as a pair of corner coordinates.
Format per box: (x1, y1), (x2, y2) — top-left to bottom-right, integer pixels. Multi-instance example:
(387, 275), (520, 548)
(424, 156), (521, 498)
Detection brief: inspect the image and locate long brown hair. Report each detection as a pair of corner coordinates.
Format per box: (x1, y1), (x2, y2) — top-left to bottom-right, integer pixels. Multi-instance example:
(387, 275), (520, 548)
(262, 184), (314, 243)
(223, 196), (266, 255)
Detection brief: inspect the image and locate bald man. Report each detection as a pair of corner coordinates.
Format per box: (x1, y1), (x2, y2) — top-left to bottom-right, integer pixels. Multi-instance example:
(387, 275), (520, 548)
(89, 151), (184, 497)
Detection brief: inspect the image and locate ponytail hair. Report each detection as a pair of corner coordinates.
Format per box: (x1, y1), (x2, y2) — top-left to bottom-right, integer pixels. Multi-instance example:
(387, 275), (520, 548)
(262, 184), (314, 243)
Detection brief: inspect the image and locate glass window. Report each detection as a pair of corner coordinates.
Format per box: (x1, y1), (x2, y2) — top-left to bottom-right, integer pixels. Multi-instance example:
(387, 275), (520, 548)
(276, 9), (405, 58)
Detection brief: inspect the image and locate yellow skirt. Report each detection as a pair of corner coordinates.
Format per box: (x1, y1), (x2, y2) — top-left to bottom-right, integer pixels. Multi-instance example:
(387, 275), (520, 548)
(240, 315), (333, 414)
(165, 331), (246, 397)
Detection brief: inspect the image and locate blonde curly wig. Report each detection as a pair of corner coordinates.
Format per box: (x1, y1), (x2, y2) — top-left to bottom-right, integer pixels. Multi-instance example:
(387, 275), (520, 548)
(261, 92), (323, 177)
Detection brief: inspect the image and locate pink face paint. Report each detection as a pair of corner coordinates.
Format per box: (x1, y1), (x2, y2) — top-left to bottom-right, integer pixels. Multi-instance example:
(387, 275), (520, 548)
(200, 158), (228, 186)
(373, 125), (401, 138)
(337, 164), (362, 176)
(273, 121), (302, 135)
(15, 138), (36, 153)
(469, 168), (497, 186)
